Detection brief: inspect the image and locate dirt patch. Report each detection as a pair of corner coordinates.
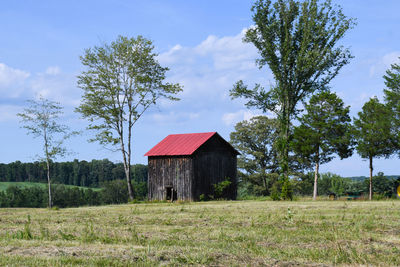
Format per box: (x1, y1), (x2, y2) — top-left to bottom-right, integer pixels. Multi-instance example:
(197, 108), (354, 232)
(1, 244), (145, 259)
(3, 246), (79, 257)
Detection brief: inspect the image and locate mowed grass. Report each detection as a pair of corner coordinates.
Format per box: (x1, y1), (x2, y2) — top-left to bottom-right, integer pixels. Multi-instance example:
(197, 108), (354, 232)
(0, 182), (101, 192)
(0, 200), (399, 266)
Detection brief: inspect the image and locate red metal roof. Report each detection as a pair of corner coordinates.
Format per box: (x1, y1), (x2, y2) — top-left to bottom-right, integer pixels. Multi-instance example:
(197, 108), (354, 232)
(144, 132), (217, 156)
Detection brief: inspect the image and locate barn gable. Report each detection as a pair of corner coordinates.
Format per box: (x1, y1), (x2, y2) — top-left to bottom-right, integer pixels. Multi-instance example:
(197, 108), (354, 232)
(144, 132), (239, 156)
(145, 132), (238, 201)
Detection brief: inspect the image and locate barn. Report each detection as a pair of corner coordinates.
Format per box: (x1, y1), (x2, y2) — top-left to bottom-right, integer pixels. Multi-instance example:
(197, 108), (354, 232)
(144, 132), (239, 201)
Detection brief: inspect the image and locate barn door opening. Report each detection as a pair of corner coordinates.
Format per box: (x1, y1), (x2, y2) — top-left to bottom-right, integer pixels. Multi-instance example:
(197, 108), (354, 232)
(165, 186), (177, 201)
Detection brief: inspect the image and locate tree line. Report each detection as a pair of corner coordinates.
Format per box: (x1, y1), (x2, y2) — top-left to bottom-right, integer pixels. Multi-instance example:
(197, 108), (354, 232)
(238, 170), (399, 200)
(0, 179), (146, 208)
(0, 159), (147, 187)
(231, 74), (400, 200)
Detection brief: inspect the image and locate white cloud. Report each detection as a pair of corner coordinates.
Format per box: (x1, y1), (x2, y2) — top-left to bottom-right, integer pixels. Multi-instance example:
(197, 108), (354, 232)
(157, 28), (268, 105)
(30, 68), (80, 107)
(0, 105), (22, 122)
(159, 28), (258, 72)
(194, 29), (258, 71)
(157, 45), (184, 65)
(0, 63), (30, 98)
(151, 111), (200, 125)
(0, 63), (78, 107)
(222, 109), (263, 126)
(45, 66), (61, 75)
(382, 52), (400, 66)
(369, 51), (400, 77)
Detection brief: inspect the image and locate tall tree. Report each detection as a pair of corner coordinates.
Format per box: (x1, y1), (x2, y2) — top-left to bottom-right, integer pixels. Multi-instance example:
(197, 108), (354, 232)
(383, 57), (400, 154)
(17, 97), (76, 208)
(291, 91), (354, 200)
(230, 116), (280, 195)
(230, 0), (355, 198)
(76, 35), (182, 200)
(353, 97), (395, 200)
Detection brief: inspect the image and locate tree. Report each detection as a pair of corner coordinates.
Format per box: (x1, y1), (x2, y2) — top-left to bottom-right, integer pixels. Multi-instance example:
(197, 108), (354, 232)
(291, 91), (353, 200)
(230, 116), (280, 195)
(17, 97), (76, 208)
(383, 57), (400, 154)
(353, 97), (395, 200)
(76, 36), (182, 200)
(230, 0), (355, 198)
(366, 172), (395, 198)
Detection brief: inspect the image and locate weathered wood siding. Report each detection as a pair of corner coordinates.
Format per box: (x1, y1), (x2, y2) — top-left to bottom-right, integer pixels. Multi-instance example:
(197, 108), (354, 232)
(148, 156), (193, 201)
(192, 135), (237, 200)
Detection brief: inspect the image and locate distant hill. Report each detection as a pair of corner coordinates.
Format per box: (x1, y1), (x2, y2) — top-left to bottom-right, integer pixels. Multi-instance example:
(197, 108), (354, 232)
(346, 175), (400, 181)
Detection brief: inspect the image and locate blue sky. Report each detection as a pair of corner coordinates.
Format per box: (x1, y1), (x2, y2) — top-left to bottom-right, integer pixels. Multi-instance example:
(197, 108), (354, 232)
(0, 0), (399, 177)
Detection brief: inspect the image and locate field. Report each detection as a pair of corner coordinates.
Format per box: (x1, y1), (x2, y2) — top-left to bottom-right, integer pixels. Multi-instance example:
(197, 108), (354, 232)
(0, 182), (101, 192)
(0, 200), (399, 266)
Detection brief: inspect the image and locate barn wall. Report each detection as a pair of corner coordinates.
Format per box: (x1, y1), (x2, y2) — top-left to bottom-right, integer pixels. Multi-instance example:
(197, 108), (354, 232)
(192, 135), (237, 200)
(148, 156), (193, 201)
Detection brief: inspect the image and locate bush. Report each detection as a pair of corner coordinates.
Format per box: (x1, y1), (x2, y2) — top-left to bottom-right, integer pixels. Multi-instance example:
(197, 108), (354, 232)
(213, 179), (232, 199)
(100, 180), (129, 204)
(280, 179), (293, 200)
(270, 181), (281, 201)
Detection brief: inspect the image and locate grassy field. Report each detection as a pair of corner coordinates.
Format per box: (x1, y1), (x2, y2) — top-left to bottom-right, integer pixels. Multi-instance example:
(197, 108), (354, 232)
(0, 182), (101, 192)
(0, 200), (399, 266)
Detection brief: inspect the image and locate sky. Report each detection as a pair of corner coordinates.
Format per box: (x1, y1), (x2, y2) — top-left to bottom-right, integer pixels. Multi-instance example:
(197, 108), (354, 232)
(0, 0), (399, 177)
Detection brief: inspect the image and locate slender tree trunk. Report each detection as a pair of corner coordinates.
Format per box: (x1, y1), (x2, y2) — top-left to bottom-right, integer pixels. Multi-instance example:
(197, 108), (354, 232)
(120, 139), (134, 201)
(369, 156), (373, 201)
(44, 132), (52, 208)
(46, 157), (52, 208)
(313, 146), (320, 201)
(279, 112), (290, 181)
(118, 104), (134, 201)
(279, 106), (292, 200)
(313, 162), (319, 201)
(124, 161), (134, 201)
(282, 116), (290, 179)
(127, 120), (134, 201)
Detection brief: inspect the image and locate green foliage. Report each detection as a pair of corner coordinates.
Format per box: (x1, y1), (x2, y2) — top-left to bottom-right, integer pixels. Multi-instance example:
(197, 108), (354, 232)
(230, 0), (355, 187)
(17, 98), (77, 161)
(0, 182), (136, 208)
(213, 179), (232, 199)
(365, 172), (396, 198)
(354, 97), (394, 160)
(0, 160), (148, 188)
(270, 181), (281, 201)
(292, 91), (354, 167)
(292, 91), (354, 199)
(199, 194), (206, 201)
(17, 97), (78, 208)
(280, 179), (293, 200)
(383, 57), (400, 155)
(354, 97), (395, 199)
(100, 179), (129, 204)
(230, 116), (280, 195)
(292, 172), (314, 196)
(76, 35), (182, 200)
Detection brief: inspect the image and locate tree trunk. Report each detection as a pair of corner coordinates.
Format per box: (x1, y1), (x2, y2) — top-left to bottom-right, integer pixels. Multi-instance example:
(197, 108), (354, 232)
(46, 157), (52, 208)
(369, 156), (373, 201)
(313, 163), (319, 200)
(124, 162), (134, 201)
(313, 147), (320, 201)
(44, 131), (52, 208)
(120, 140), (134, 201)
(280, 111), (290, 180)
